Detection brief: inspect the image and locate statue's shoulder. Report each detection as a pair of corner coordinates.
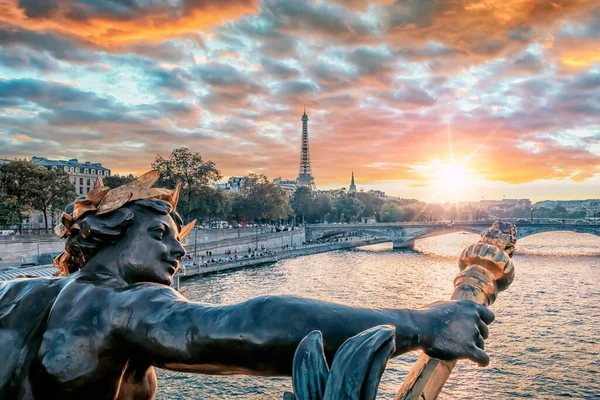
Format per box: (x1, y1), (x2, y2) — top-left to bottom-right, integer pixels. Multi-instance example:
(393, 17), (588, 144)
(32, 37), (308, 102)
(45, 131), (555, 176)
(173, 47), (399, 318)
(0, 276), (66, 310)
(0, 276), (68, 396)
(112, 281), (185, 306)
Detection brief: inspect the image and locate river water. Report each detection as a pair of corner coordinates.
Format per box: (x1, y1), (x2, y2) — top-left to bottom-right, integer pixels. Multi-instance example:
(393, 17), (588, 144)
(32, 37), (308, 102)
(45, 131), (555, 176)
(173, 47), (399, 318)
(157, 232), (600, 399)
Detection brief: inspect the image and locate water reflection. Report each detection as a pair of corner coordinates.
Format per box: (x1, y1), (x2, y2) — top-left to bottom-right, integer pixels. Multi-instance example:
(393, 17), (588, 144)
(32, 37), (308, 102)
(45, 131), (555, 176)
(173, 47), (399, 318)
(158, 232), (600, 399)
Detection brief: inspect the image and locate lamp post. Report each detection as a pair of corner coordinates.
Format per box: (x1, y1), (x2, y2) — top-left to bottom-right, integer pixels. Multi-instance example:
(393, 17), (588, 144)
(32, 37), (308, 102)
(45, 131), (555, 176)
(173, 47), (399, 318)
(594, 210), (597, 224)
(255, 223), (259, 250)
(530, 207), (533, 222)
(193, 226), (198, 259)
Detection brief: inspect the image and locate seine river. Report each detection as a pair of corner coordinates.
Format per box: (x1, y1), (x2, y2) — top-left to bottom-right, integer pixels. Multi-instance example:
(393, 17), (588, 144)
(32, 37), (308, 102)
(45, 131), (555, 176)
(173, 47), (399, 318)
(157, 232), (600, 399)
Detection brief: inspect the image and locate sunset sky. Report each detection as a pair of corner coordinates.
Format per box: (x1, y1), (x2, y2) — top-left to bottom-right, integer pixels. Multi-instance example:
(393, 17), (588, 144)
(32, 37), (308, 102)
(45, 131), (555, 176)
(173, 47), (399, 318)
(0, 0), (599, 202)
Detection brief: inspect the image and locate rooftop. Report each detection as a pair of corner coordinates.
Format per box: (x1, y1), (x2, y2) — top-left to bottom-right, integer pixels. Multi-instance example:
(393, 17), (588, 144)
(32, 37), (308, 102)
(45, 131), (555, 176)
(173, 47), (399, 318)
(31, 156), (110, 171)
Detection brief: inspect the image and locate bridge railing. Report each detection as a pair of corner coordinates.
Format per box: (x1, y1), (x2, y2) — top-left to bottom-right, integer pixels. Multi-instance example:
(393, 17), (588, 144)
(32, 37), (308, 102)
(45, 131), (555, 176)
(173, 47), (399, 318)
(307, 219), (599, 227)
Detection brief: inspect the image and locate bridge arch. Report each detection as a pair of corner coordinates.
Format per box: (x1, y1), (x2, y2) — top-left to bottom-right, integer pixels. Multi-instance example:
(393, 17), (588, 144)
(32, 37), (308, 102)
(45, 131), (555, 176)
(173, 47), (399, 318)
(409, 227), (482, 241)
(516, 225), (600, 239)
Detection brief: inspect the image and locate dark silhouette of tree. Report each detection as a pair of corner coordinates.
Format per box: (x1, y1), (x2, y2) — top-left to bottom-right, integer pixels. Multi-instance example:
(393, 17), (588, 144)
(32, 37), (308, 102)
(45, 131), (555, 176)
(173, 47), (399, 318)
(152, 147), (221, 220)
(104, 174), (136, 189)
(29, 168), (77, 233)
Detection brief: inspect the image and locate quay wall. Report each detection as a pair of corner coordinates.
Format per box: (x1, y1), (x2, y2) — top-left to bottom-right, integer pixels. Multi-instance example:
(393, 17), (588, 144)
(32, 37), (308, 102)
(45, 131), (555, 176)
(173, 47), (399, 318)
(0, 228), (305, 266)
(177, 238), (384, 282)
(186, 229), (305, 257)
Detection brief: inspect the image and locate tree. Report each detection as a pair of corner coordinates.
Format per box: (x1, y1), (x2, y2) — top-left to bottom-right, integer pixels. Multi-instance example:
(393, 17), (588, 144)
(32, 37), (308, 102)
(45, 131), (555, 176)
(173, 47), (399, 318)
(240, 174), (291, 222)
(290, 186), (313, 224)
(29, 168), (77, 233)
(334, 195), (364, 223)
(311, 194), (333, 223)
(152, 147), (222, 220)
(186, 186), (232, 223)
(399, 204), (422, 222)
(104, 174), (136, 189)
(357, 192), (384, 219)
(380, 202), (402, 222)
(0, 160), (43, 229)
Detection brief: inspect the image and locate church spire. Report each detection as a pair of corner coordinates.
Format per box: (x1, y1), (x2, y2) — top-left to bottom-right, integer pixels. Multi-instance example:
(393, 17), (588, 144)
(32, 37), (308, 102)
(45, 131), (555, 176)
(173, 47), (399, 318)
(349, 170), (357, 194)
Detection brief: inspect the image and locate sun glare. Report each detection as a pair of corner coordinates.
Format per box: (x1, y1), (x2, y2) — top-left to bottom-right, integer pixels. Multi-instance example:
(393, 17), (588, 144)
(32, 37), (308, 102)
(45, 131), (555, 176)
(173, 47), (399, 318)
(438, 164), (467, 189)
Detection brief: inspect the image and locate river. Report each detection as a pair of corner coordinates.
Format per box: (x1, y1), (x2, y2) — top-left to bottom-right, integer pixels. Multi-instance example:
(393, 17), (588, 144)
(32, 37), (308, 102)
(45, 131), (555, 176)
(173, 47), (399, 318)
(157, 231), (600, 399)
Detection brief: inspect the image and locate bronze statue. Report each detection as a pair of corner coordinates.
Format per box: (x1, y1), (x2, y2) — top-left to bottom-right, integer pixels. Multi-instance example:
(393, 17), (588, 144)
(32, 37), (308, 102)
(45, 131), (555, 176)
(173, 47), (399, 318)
(0, 172), (495, 400)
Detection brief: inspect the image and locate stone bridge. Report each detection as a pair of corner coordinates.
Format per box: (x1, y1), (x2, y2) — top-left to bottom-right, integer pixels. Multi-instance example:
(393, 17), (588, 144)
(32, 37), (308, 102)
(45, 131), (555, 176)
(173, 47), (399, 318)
(306, 222), (600, 248)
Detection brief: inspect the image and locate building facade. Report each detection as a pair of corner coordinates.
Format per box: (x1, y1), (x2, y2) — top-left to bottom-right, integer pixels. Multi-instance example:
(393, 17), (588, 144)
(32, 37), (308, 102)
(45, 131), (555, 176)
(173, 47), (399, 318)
(273, 177), (298, 197)
(32, 157), (111, 196)
(215, 176), (245, 193)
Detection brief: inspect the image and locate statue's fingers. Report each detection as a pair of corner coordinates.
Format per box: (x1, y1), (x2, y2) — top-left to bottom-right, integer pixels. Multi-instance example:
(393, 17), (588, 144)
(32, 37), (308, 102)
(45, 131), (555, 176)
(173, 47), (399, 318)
(475, 334), (485, 350)
(469, 346), (490, 367)
(477, 319), (489, 339)
(477, 305), (495, 325)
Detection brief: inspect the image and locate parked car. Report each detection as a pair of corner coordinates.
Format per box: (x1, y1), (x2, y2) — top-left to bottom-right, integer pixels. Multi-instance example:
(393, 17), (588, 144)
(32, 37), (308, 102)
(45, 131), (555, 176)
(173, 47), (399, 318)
(515, 219), (530, 224)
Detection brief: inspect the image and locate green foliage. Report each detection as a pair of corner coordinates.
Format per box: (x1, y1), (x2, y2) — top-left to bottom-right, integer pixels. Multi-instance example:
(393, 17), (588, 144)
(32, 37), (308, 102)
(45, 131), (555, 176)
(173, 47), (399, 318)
(311, 194), (334, 222)
(152, 147), (222, 220)
(334, 195), (364, 222)
(290, 186), (312, 220)
(0, 161), (76, 231)
(356, 192), (384, 219)
(28, 168), (77, 232)
(379, 202), (402, 222)
(104, 174), (136, 189)
(239, 173), (291, 221)
(184, 186), (232, 223)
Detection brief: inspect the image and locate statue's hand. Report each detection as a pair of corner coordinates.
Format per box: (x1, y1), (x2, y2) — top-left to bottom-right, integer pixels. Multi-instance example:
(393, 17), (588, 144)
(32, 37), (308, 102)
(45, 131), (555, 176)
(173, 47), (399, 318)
(415, 300), (495, 367)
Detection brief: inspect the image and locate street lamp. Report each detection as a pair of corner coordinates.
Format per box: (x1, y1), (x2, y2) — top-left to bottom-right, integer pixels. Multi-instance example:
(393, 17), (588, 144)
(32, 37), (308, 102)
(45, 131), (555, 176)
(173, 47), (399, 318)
(594, 210), (597, 224)
(193, 226), (198, 259)
(530, 208), (533, 222)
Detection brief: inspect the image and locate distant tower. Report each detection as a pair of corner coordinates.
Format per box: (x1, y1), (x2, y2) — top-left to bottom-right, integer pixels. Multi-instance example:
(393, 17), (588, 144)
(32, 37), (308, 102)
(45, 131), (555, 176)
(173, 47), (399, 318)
(349, 171), (357, 194)
(296, 107), (316, 189)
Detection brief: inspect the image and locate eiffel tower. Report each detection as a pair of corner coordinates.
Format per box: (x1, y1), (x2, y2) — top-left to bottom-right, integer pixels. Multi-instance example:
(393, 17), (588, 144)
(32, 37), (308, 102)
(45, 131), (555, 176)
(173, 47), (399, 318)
(296, 107), (316, 189)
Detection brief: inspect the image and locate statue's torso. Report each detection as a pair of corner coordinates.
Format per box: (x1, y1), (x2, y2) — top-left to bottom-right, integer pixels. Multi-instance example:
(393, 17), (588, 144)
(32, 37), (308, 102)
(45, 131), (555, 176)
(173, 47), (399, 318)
(0, 276), (157, 400)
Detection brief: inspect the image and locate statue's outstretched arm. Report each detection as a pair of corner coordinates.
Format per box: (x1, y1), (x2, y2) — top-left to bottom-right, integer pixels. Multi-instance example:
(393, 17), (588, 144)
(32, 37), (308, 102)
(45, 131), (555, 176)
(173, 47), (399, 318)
(111, 284), (492, 376)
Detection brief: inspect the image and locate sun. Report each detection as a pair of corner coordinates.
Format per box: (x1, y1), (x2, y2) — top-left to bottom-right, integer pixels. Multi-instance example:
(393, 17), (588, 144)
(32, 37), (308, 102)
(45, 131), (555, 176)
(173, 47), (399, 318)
(437, 164), (467, 190)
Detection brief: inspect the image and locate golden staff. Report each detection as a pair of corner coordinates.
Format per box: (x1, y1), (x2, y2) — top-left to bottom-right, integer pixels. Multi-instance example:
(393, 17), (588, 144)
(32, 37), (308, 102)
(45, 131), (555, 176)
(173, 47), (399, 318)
(395, 221), (517, 400)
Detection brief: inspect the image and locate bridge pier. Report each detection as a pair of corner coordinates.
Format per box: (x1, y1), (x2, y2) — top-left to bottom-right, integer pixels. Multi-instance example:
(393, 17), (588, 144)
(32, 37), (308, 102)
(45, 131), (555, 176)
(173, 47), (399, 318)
(392, 239), (415, 249)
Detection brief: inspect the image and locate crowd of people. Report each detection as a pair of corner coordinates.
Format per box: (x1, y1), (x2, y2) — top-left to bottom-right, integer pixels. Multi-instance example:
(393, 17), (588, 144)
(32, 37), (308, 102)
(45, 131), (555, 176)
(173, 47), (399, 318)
(180, 233), (379, 269)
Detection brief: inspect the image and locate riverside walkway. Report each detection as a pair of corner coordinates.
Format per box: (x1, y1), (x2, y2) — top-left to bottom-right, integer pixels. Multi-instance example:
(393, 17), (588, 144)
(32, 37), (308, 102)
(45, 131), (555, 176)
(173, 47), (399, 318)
(0, 236), (388, 289)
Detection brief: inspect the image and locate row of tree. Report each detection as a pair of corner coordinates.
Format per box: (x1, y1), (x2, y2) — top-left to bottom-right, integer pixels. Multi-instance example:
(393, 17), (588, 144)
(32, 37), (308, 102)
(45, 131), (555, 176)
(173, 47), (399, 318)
(0, 161), (76, 232)
(1, 147), (511, 233)
(101, 148), (436, 225)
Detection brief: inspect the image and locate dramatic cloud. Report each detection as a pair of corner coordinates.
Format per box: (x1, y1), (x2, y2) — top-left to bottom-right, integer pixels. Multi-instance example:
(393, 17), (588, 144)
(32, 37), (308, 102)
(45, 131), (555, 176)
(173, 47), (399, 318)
(1, 0), (600, 201)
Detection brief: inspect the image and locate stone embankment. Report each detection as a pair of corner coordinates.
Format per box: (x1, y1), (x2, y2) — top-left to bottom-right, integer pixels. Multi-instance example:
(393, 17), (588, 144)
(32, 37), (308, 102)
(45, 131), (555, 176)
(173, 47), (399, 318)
(173, 237), (388, 288)
(0, 237), (388, 290)
(0, 228), (304, 267)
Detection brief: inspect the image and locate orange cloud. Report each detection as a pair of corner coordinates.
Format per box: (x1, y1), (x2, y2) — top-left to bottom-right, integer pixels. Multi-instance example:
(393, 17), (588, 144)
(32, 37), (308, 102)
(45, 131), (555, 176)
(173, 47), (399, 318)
(0, 0), (259, 48)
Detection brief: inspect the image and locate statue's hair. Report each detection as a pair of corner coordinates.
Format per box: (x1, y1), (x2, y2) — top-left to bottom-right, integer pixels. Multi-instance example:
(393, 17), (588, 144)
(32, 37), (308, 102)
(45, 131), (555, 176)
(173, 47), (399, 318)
(55, 199), (183, 275)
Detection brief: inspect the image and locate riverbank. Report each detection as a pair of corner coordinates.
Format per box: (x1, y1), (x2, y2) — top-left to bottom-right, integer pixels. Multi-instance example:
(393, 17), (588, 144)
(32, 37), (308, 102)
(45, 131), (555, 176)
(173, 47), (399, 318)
(0, 237), (388, 287)
(174, 237), (388, 287)
(0, 228), (305, 267)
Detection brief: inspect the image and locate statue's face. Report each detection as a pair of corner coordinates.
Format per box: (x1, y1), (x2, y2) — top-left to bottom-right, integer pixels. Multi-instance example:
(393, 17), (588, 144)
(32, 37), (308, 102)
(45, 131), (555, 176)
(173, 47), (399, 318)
(114, 210), (185, 285)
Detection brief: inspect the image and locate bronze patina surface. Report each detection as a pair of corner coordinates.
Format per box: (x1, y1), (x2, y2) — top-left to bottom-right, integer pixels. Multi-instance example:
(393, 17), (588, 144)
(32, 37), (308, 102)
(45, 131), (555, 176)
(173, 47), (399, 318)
(0, 172), (494, 400)
(395, 221), (517, 400)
